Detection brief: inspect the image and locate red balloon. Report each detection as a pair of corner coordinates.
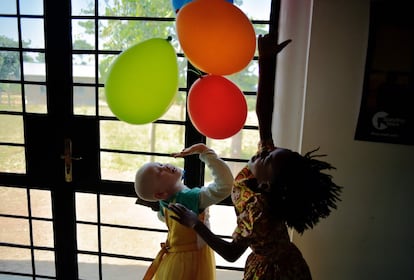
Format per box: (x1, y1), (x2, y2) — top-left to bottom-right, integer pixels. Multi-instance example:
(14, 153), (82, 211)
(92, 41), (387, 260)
(188, 75), (247, 139)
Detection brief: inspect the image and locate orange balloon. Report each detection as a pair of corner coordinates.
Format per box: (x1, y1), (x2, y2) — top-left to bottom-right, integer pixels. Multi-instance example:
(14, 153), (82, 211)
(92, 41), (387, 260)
(176, 0), (256, 75)
(187, 75), (247, 139)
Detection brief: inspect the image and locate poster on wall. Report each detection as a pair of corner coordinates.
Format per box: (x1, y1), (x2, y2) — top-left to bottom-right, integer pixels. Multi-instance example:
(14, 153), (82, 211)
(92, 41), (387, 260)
(354, 0), (414, 145)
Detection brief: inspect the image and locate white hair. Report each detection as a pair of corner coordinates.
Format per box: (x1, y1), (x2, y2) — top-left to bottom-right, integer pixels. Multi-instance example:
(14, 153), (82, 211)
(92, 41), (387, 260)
(134, 163), (157, 202)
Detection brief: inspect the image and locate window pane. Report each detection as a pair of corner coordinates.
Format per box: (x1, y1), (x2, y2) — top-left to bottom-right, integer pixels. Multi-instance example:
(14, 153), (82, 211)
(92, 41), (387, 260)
(98, 53), (116, 85)
(209, 205), (250, 269)
(207, 129), (259, 159)
(21, 18), (45, 48)
(100, 121), (184, 152)
(72, 19), (96, 50)
(101, 227), (166, 258)
(244, 95), (258, 127)
(97, 87), (112, 116)
(0, 18), (19, 46)
(78, 254), (100, 280)
(209, 205), (236, 236)
(98, 20), (176, 52)
(131, 204), (166, 230)
(226, 161), (248, 180)
(98, 0), (175, 17)
(0, 187), (27, 216)
(177, 57), (188, 88)
(0, 146), (25, 173)
(100, 153), (183, 182)
(32, 220), (54, 247)
(238, 0), (271, 20)
(0, 115), (25, 173)
(25, 84), (47, 113)
(217, 269), (244, 279)
(102, 257), (146, 280)
(0, 275), (31, 280)
(77, 224), (98, 251)
(20, 0), (44, 15)
(73, 55), (95, 83)
(161, 91), (187, 122)
(227, 60), (259, 92)
(0, 83), (22, 112)
(0, 51), (20, 80)
(24, 60), (46, 82)
(0, 2), (16, 14)
(0, 217), (30, 245)
(74, 86), (96, 116)
(100, 195), (166, 229)
(76, 193), (97, 222)
(72, 0), (95, 16)
(34, 250), (55, 277)
(0, 246), (32, 274)
(0, 115), (24, 143)
(30, 189), (52, 218)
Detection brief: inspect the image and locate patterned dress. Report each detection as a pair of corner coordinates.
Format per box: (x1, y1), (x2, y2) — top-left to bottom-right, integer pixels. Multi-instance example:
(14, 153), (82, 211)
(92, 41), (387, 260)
(232, 164), (312, 280)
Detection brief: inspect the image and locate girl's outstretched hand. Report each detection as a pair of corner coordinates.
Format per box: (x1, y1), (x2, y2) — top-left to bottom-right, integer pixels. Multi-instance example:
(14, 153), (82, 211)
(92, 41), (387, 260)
(168, 203), (200, 228)
(171, 143), (209, 158)
(258, 33), (292, 58)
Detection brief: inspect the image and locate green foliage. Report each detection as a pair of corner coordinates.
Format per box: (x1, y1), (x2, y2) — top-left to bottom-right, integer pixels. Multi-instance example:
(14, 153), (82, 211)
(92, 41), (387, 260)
(0, 35), (19, 48)
(73, 39), (94, 50)
(0, 35), (38, 84)
(0, 38), (21, 81)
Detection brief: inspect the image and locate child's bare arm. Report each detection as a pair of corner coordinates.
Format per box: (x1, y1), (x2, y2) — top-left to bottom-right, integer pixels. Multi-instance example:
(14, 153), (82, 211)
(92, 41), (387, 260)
(257, 34), (291, 143)
(169, 203), (248, 262)
(171, 143), (209, 157)
(172, 143), (233, 208)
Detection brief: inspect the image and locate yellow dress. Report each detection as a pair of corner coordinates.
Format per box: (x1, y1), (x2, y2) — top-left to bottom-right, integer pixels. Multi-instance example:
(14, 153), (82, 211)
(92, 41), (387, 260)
(143, 148), (233, 280)
(144, 207), (215, 280)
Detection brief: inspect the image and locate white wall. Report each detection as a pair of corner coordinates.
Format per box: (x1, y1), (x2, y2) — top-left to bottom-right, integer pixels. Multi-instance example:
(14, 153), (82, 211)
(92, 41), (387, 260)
(285, 0), (414, 279)
(274, 0), (313, 152)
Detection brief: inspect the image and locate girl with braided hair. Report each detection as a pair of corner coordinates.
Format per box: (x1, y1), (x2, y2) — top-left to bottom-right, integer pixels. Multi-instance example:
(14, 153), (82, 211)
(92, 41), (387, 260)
(169, 33), (342, 280)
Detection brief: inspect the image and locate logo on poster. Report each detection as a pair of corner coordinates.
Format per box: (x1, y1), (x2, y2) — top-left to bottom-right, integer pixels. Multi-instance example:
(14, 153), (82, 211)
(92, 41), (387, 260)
(372, 111), (406, 131)
(372, 111), (389, 130)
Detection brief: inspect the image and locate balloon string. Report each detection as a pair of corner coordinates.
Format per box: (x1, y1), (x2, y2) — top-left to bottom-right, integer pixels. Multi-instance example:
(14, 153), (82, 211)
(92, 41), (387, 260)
(188, 68), (203, 77)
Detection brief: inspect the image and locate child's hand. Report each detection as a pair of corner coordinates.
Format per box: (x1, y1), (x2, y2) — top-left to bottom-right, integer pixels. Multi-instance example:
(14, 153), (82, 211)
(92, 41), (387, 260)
(258, 33), (292, 58)
(168, 203), (200, 228)
(136, 198), (160, 211)
(171, 143), (209, 158)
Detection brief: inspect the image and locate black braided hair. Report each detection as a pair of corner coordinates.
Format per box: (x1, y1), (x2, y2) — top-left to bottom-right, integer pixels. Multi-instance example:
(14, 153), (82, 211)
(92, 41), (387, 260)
(268, 147), (343, 234)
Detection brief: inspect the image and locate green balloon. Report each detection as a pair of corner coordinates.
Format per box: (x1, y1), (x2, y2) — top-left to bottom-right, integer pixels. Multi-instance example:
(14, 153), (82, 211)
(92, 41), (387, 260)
(105, 38), (178, 124)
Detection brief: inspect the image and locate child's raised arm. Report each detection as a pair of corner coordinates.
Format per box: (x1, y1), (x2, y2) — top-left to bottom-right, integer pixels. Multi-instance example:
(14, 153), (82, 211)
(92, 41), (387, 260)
(172, 143), (233, 209)
(171, 143), (209, 157)
(257, 34), (291, 144)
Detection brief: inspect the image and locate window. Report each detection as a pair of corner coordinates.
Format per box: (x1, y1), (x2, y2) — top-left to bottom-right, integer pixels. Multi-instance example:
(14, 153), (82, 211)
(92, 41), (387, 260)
(1, 0), (276, 278)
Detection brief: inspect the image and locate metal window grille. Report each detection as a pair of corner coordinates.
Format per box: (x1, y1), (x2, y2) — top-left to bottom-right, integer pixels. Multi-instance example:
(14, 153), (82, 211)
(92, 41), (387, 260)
(0, 0), (276, 278)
